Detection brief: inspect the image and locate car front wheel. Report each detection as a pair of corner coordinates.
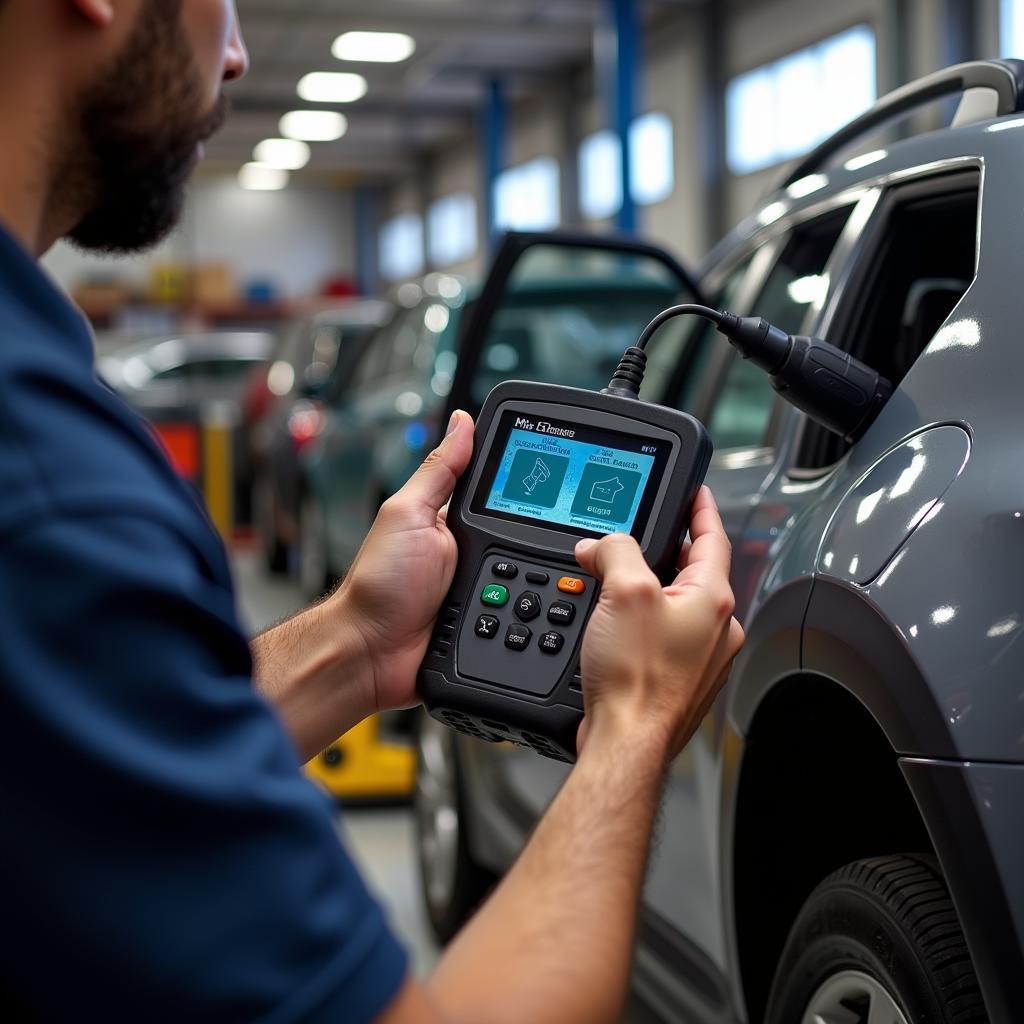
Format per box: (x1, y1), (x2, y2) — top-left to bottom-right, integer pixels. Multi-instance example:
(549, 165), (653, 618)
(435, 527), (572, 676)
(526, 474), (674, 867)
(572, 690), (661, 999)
(414, 713), (495, 943)
(766, 854), (987, 1024)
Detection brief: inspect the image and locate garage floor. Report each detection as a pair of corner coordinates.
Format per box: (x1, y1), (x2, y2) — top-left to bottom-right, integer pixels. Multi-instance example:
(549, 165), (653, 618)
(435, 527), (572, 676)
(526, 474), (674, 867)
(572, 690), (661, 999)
(233, 546), (663, 1020)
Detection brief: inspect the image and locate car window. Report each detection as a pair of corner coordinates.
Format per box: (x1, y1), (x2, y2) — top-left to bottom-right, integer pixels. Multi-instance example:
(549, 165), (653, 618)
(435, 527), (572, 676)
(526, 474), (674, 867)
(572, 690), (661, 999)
(469, 246), (694, 408)
(706, 205), (853, 451)
(304, 325), (341, 390)
(795, 170), (979, 470)
(349, 309), (412, 390)
(658, 254), (756, 413)
(150, 358), (263, 383)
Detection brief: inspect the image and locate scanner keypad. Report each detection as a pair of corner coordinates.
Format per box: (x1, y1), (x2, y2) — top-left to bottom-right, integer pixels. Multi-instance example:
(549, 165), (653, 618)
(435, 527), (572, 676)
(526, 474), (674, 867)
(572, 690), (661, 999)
(458, 553), (595, 697)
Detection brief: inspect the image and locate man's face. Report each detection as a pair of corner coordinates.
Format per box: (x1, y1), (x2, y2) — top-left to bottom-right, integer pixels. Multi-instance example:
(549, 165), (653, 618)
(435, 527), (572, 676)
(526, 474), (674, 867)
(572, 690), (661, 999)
(67, 0), (247, 254)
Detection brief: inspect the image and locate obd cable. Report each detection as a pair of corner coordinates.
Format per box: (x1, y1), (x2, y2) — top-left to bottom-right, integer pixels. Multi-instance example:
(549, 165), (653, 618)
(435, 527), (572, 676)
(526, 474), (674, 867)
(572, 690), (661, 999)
(604, 304), (893, 444)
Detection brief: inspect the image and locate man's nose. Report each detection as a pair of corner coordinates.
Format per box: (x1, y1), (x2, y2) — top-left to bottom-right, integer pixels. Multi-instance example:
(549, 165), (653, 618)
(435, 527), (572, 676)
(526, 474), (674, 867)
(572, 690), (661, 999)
(223, 9), (249, 83)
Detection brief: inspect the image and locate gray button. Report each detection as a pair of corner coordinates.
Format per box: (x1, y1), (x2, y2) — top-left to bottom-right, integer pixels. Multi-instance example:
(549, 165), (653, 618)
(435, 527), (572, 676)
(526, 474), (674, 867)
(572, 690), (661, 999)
(504, 624), (532, 651)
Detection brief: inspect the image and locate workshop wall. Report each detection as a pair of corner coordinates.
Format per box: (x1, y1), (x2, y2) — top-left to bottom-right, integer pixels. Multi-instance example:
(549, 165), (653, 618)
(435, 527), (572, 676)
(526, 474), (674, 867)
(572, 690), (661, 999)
(44, 177), (357, 301)
(375, 0), (988, 286)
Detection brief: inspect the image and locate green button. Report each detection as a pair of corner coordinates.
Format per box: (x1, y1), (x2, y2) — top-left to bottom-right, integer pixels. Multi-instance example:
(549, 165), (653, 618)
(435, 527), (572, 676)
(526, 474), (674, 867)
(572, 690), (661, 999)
(481, 584), (510, 607)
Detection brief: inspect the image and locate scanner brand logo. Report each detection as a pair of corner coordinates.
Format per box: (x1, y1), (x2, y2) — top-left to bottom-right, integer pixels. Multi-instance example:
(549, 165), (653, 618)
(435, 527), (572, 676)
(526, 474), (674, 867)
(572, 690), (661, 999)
(538, 421), (576, 438)
(512, 416), (576, 438)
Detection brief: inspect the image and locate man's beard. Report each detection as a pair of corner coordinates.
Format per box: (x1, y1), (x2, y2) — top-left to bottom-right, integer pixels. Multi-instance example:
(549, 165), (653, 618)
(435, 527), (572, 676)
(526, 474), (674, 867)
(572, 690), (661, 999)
(65, 0), (227, 255)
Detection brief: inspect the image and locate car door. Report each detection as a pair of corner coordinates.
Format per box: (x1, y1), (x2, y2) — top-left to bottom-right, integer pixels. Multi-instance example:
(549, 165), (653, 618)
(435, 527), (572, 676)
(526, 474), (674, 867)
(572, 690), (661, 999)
(311, 308), (410, 571)
(442, 231), (707, 817)
(631, 197), (873, 1008)
(444, 215), (872, 1009)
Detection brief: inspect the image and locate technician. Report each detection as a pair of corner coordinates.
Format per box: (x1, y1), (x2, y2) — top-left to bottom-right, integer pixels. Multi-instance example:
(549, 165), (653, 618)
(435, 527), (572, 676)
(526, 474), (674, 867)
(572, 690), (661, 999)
(0, 2), (744, 1022)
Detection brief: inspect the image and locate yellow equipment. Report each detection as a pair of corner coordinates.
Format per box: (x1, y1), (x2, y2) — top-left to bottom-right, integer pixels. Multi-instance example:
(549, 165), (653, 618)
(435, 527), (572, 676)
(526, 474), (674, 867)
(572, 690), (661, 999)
(305, 714), (415, 800)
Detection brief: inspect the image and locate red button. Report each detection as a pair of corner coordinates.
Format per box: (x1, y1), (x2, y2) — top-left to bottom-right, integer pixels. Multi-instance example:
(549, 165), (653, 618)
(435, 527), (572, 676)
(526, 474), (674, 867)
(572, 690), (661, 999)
(557, 576), (586, 595)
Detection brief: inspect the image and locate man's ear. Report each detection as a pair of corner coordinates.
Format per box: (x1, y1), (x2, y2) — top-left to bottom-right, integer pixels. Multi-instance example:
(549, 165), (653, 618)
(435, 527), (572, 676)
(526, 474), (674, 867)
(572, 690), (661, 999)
(66, 0), (115, 27)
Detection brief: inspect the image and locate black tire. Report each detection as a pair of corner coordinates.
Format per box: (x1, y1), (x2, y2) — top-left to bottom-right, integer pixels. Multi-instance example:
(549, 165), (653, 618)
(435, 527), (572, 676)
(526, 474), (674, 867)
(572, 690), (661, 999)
(414, 713), (496, 943)
(766, 854), (987, 1024)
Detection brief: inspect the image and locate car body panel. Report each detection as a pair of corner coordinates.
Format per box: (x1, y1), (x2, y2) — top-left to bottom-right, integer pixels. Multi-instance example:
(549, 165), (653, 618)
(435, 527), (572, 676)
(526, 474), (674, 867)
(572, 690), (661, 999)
(432, 100), (1024, 1023)
(814, 424), (972, 586)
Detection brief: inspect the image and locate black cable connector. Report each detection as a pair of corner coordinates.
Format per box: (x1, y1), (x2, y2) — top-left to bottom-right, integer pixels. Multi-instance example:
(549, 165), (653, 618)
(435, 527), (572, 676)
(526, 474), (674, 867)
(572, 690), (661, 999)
(602, 304), (723, 400)
(605, 304), (893, 443)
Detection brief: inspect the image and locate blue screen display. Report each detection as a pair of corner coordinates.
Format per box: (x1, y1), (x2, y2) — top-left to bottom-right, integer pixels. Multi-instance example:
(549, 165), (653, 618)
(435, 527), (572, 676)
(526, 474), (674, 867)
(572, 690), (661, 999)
(484, 426), (657, 535)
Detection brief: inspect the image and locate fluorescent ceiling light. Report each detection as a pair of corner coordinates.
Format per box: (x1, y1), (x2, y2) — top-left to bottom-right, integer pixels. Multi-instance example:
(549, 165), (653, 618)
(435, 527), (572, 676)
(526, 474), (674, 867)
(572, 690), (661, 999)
(297, 71), (368, 103)
(239, 163), (289, 191)
(332, 31), (416, 63)
(253, 138), (310, 170)
(279, 110), (348, 142)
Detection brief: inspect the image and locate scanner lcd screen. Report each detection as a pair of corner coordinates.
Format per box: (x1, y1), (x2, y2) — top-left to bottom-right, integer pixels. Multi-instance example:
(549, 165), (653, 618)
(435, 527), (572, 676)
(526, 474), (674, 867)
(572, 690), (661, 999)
(476, 411), (668, 538)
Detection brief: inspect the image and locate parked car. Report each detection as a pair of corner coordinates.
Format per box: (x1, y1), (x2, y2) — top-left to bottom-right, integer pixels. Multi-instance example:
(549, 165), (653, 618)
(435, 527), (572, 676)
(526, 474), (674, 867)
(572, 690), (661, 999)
(297, 265), (693, 598)
(414, 61), (1024, 1023)
(99, 331), (275, 519)
(246, 301), (392, 572)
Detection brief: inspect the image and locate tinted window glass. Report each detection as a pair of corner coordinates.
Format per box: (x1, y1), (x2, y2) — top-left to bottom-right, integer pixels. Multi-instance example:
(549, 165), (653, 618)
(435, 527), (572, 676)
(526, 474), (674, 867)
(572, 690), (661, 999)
(655, 254), (755, 413)
(151, 358), (263, 383)
(470, 245), (695, 407)
(350, 309), (414, 389)
(707, 206), (852, 450)
(796, 172), (979, 469)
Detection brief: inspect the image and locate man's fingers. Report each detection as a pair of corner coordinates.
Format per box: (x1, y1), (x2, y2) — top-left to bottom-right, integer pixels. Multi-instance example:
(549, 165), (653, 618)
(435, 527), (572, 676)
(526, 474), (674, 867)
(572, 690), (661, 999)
(390, 411), (474, 520)
(575, 533), (655, 592)
(672, 486), (732, 587)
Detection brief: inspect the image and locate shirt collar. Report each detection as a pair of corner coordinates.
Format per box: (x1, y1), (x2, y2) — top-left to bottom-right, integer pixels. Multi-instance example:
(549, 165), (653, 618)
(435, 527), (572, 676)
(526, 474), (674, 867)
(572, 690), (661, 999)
(0, 221), (96, 362)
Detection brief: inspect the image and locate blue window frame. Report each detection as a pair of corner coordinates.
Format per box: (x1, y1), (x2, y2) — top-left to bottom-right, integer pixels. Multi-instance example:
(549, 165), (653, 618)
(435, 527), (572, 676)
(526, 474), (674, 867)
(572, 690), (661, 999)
(726, 25), (877, 175)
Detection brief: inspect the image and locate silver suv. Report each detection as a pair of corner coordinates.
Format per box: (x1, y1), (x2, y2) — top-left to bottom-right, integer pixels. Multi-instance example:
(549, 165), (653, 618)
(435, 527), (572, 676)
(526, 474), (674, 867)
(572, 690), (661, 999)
(414, 60), (1024, 1023)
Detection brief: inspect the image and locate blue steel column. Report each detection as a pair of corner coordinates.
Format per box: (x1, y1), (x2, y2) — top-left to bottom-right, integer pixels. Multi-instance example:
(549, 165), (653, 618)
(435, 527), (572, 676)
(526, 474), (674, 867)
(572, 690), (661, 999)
(601, 0), (640, 234)
(482, 78), (507, 253)
(354, 185), (379, 297)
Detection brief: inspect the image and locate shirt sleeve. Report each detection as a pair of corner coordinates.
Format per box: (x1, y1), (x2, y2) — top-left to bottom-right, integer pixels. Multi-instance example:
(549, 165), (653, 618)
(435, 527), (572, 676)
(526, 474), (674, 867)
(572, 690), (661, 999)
(0, 509), (408, 1023)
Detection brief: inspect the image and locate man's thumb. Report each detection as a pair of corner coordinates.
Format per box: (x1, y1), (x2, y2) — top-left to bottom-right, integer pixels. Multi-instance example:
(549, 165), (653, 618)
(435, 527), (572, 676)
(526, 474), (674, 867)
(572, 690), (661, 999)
(398, 410), (475, 514)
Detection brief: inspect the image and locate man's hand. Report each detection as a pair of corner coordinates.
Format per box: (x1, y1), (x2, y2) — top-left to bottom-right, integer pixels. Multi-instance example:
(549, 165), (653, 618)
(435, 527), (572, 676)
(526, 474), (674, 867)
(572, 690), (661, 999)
(573, 486), (744, 759)
(336, 409), (475, 714)
(252, 411), (474, 759)
(376, 485), (745, 1024)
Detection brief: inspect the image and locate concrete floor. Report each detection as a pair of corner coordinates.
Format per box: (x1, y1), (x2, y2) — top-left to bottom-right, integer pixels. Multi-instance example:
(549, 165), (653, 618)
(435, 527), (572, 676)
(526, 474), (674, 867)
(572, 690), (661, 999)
(233, 546), (662, 1020)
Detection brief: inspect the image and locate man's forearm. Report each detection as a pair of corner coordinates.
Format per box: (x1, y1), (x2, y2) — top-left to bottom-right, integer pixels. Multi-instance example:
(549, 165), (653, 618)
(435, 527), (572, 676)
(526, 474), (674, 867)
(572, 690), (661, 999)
(250, 591), (375, 761)
(427, 719), (669, 1024)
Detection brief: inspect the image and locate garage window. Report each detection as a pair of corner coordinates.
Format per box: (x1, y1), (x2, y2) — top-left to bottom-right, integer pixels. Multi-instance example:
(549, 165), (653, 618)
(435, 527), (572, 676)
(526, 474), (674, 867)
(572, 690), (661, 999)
(579, 131), (623, 220)
(428, 193), (478, 266)
(380, 213), (425, 282)
(1001, 0), (1024, 56)
(578, 114), (675, 219)
(493, 157), (561, 231)
(726, 26), (877, 175)
(630, 113), (674, 206)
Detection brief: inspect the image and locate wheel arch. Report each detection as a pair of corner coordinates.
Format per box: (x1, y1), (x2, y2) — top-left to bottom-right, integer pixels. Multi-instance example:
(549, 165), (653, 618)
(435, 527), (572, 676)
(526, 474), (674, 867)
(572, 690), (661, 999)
(721, 577), (945, 1021)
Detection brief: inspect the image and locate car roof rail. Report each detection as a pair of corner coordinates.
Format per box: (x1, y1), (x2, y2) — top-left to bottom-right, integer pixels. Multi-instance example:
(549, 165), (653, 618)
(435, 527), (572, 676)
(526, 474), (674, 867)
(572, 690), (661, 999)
(783, 58), (1024, 187)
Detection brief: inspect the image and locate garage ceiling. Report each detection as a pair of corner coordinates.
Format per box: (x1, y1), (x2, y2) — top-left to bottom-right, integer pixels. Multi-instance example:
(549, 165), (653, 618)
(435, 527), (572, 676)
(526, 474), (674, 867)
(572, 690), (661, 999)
(203, 0), (694, 183)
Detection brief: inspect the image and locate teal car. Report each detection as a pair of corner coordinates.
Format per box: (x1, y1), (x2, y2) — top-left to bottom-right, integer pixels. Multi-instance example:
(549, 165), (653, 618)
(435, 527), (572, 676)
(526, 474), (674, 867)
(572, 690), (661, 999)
(297, 250), (698, 596)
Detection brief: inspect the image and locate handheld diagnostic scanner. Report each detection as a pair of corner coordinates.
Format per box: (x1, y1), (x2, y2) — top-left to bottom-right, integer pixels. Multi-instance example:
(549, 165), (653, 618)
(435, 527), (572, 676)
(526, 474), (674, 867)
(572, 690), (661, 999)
(417, 304), (892, 762)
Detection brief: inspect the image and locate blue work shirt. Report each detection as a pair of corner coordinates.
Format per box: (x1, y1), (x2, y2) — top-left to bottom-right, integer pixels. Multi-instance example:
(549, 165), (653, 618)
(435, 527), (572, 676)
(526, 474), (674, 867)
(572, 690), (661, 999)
(0, 223), (407, 1022)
